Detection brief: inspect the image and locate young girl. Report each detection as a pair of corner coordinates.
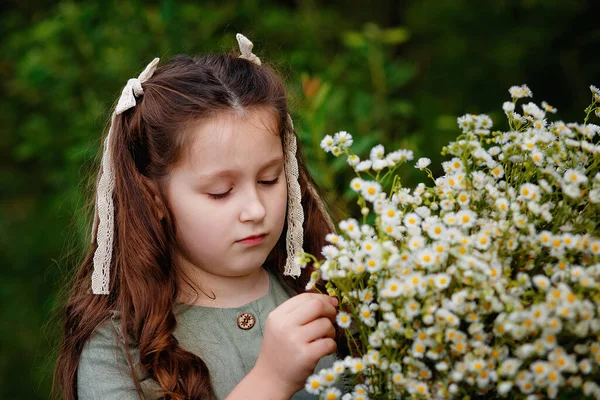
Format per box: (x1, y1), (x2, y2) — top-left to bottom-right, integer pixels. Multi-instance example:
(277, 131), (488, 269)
(54, 34), (348, 399)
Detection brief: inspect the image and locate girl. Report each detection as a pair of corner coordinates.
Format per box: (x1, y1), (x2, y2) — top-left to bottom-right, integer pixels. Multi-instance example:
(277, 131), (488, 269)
(54, 34), (348, 399)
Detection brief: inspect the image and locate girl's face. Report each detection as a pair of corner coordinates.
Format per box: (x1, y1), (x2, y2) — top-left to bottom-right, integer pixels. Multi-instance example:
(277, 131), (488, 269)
(164, 108), (288, 279)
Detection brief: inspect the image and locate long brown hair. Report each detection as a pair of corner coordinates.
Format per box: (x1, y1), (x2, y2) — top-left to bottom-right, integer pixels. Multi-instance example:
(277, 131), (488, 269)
(53, 53), (345, 399)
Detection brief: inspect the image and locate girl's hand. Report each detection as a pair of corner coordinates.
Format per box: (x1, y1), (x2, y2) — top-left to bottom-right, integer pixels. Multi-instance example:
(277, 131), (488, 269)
(253, 293), (338, 396)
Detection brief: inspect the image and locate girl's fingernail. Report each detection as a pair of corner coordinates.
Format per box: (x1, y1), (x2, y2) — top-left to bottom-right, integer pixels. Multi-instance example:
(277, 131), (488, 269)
(331, 297), (339, 306)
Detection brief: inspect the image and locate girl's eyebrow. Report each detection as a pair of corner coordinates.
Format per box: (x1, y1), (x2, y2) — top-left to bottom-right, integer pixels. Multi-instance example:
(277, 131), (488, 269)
(198, 156), (285, 179)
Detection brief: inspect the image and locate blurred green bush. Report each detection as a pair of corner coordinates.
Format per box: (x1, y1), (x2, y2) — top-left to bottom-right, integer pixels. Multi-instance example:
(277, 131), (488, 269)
(1, 0), (598, 398)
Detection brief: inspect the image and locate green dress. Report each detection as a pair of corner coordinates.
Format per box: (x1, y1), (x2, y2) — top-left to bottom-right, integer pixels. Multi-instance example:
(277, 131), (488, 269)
(77, 268), (338, 399)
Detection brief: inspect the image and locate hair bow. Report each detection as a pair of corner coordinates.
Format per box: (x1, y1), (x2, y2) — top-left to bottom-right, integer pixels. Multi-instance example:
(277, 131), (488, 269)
(236, 34), (262, 66)
(115, 58), (160, 114)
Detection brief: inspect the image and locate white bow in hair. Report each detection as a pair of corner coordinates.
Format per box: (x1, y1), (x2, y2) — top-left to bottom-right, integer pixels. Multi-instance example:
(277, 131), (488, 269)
(115, 57), (160, 114)
(236, 33), (262, 66)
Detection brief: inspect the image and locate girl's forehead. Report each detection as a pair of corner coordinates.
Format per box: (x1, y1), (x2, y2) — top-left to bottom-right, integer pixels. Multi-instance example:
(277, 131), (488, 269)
(179, 108), (282, 174)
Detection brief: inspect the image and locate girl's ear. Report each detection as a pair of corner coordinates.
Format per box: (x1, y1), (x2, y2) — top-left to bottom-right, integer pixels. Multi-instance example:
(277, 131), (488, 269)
(142, 176), (167, 221)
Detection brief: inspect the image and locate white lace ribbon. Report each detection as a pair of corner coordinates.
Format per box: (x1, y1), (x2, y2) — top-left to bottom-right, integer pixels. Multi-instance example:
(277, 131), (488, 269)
(236, 33), (308, 277)
(283, 115), (305, 277)
(91, 58), (160, 295)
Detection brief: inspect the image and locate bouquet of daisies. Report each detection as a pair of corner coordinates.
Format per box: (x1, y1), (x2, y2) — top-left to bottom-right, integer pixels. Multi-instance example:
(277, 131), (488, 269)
(301, 85), (600, 400)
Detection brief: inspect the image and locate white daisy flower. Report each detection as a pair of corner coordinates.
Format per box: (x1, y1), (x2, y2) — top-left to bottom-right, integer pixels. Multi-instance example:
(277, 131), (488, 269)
(369, 144), (385, 161)
(322, 387), (342, 399)
(335, 312), (352, 329)
(456, 191), (470, 207)
(530, 149), (544, 166)
(372, 158), (389, 171)
(355, 160), (372, 172)
(476, 114), (493, 129)
(503, 101), (515, 113)
(519, 183), (540, 201)
(339, 218), (361, 240)
(333, 131), (353, 148)
(318, 368), (340, 387)
(403, 212), (421, 229)
(499, 358), (522, 377)
(425, 221), (445, 240)
(349, 177), (364, 192)
(320, 135), (335, 152)
(359, 304), (376, 326)
(407, 235), (425, 251)
(522, 102), (545, 120)
(415, 248), (436, 268)
(563, 169), (588, 185)
(456, 209), (477, 229)
(530, 360), (550, 378)
(443, 212), (458, 226)
(361, 181), (382, 202)
(509, 84), (532, 99)
(532, 275), (550, 290)
(361, 239), (380, 254)
(458, 114), (474, 131)
(495, 197), (509, 213)
(365, 256), (382, 273)
(396, 149), (414, 161)
(346, 154), (360, 166)
(332, 360), (346, 375)
(348, 357), (366, 374)
(489, 163), (505, 179)
(474, 232), (492, 250)
(542, 101), (557, 113)
(415, 157), (431, 170)
(412, 341), (427, 358)
(381, 205), (400, 223)
(381, 278), (403, 298)
(562, 184), (581, 199)
(434, 273), (451, 289)
(321, 245), (339, 259)
(305, 374), (324, 394)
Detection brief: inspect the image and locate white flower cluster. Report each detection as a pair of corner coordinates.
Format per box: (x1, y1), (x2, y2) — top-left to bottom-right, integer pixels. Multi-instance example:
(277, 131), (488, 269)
(321, 132), (414, 174)
(306, 85), (600, 399)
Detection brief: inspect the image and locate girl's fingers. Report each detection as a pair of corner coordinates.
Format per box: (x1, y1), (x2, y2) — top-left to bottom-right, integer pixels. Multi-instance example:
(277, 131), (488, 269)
(290, 298), (337, 326)
(277, 293), (337, 316)
(307, 337), (337, 358)
(301, 317), (336, 343)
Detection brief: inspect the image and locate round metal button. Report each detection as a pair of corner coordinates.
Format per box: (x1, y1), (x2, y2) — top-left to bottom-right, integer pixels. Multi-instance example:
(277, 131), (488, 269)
(237, 312), (256, 330)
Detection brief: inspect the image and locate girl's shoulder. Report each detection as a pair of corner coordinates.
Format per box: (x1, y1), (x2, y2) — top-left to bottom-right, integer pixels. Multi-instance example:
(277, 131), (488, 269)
(77, 311), (162, 400)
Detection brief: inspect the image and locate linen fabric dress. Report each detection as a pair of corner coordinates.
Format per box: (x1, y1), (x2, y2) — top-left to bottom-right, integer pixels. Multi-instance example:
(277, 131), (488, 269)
(77, 268), (339, 399)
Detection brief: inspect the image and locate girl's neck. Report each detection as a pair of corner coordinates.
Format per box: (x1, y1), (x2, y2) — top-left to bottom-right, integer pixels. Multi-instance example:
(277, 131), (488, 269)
(176, 263), (270, 308)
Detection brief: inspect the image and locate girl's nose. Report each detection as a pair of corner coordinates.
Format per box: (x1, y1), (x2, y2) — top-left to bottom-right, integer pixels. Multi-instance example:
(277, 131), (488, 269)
(239, 187), (267, 222)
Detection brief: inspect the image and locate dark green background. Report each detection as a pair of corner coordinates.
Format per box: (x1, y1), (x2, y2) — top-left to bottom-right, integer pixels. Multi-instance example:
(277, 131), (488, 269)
(1, 0), (599, 398)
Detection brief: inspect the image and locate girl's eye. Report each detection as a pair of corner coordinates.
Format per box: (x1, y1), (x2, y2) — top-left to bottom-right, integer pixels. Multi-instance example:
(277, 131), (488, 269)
(208, 178), (278, 200)
(208, 189), (232, 200)
(259, 178), (279, 185)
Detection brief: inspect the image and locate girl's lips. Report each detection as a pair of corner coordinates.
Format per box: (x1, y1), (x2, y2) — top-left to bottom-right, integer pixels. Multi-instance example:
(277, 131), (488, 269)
(237, 234), (267, 246)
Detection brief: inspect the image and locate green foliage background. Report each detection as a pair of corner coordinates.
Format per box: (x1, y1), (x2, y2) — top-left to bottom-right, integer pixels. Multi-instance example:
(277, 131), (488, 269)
(1, 0), (598, 398)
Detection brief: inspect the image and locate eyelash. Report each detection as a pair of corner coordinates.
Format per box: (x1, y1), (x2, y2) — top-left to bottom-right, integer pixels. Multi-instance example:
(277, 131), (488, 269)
(208, 178), (280, 200)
